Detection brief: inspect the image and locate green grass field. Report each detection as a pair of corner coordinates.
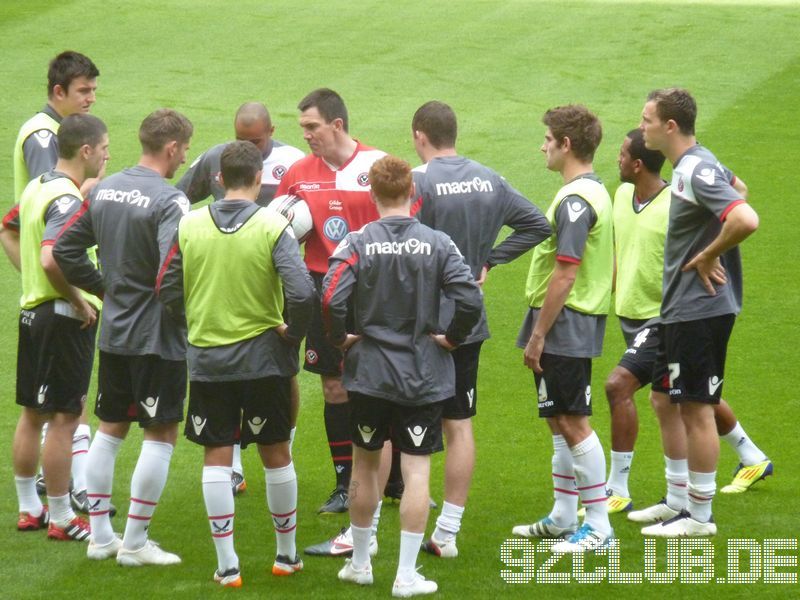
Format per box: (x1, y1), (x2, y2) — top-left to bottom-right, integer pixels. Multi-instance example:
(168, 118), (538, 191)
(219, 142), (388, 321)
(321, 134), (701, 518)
(1, 1), (799, 598)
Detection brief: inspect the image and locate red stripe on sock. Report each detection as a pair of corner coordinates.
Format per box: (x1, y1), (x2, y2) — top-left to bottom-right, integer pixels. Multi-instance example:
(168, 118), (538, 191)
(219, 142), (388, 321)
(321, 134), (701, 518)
(578, 482), (606, 491)
(72, 450), (88, 456)
(552, 473), (576, 480)
(582, 497), (607, 504)
(130, 498), (157, 506)
(332, 456), (352, 462)
(554, 487), (579, 496)
(275, 524), (297, 533)
(89, 510), (110, 516)
(126, 514), (152, 521)
(212, 531), (234, 538)
(328, 441), (351, 447)
(209, 513), (235, 520)
(272, 510), (297, 518)
(87, 493), (111, 499)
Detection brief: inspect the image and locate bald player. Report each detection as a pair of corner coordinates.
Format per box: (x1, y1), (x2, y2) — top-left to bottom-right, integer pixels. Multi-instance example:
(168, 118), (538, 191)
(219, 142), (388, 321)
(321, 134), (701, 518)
(178, 102), (304, 207)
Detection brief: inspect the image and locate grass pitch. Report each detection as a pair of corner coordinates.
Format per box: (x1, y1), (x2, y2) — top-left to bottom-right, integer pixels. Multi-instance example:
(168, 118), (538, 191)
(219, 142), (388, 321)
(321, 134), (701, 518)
(1, 1), (798, 598)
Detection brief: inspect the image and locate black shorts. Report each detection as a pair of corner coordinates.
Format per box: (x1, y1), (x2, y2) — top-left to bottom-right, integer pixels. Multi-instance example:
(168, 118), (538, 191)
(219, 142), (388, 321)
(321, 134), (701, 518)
(348, 392), (444, 456)
(304, 272), (350, 377)
(16, 301), (96, 415)
(185, 376), (291, 448)
(617, 321), (668, 392)
(96, 351), (186, 426)
(442, 341), (483, 420)
(534, 353), (593, 418)
(662, 314), (735, 404)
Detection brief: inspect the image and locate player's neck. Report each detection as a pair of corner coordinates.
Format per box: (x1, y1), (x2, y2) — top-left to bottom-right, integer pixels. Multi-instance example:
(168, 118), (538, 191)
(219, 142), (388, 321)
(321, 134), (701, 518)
(665, 136), (696, 165)
(324, 136), (358, 170)
(222, 187), (257, 202)
(561, 159), (593, 183)
(54, 158), (86, 187)
(138, 154), (170, 178)
(423, 146), (457, 162)
(634, 174), (667, 201)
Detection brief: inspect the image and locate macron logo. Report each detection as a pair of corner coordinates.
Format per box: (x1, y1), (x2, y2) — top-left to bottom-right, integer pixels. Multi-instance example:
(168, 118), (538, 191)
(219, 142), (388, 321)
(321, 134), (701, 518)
(191, 415), (207, 436)
(248, 416), (267, 435)
(95, 188), (152, 209)
(358, 425), (376, 444)
(566, 201), (587, 222)
(365, 238), (431, 256)
(141, 396), (159, 418)
(435, 177), (493, 196)
(708, 376), (723, 396)
(407, 426), (427, 448)
(697, 168), (716, 186)
(466, 388), (475, 409)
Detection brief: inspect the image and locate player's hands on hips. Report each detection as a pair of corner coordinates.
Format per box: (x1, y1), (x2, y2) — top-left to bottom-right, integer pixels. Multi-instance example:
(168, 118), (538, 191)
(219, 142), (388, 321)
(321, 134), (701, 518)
(431, 334), (456, 351)
(73, 298), (97, 330)
(524, 333), (544, 374)
(476, 265), (488, 288)
(683, 251), (724, 295)
(337, 334), (362, 352)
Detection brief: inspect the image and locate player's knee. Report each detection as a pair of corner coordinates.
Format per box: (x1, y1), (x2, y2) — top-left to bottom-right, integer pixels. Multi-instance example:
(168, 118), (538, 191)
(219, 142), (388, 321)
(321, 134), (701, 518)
(605, 371), (634, 407)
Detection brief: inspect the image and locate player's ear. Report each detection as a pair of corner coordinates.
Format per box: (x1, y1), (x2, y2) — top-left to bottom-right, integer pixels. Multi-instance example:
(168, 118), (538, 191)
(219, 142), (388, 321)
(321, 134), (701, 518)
(52, 84), (67, 100)
(561, 136), (572, 153)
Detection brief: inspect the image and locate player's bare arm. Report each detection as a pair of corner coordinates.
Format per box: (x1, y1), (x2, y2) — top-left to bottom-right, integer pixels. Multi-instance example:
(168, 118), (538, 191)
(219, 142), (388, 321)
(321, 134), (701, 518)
(524, 260), (579, 374)
(682, 202), (759, 295)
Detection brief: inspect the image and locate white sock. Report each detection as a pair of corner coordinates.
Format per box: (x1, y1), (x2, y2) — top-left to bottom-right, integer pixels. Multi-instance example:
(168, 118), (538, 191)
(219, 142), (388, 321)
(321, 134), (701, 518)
(48, 493), (75, 525)
(571, 431), (611, 535)
(71, 423), (91, 492)
(123, 440), (173, 550)
(607, 450), (633, 498)
(351, 523), (373, 569)
(232, 443), (243, 475)
(549, 434), (578, 527)
(265, 463), (297, 559)
(664, 456), (688, 510)
(87, 431), (123, 545)
(37, 422), (48, 480)
(371, 500), (382, 535)
(203, 465), (238, 573)
(397, 530), (424, 582)
(289, 427), (297, 453)
(434, 501), (464, 540)
(688, 470), (716, 523)
(15, 476), (43, 515)
(721, 422), (767, 466)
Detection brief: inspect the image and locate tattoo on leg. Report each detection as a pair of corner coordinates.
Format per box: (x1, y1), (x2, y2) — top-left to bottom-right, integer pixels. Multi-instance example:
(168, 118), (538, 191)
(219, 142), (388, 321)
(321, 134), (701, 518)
(348, 480), (359, 501)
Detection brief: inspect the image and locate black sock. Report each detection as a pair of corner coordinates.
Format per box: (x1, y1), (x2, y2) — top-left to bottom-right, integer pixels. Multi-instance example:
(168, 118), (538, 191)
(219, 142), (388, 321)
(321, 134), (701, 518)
(324, 402), (352, 489)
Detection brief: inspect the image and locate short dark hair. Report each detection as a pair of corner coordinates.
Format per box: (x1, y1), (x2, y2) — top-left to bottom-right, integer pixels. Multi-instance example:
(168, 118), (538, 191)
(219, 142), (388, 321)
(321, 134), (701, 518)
(412, 101), (457, 149)
(57, 114), (107, 159)
(647, 88), (696, 135)
(298, 88), (349, 132)
(47, 51), (99, 97)
(220, 141), (263, 190)
(138, 109), (193, 154)
(542, 105), (602, 162)
(626, 128), (665, 174)
(369, 155), (413, 205)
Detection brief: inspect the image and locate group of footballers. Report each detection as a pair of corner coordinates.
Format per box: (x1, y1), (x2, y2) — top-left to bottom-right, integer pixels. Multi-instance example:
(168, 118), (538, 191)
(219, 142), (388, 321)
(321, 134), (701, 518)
(4, 50), (771, 597)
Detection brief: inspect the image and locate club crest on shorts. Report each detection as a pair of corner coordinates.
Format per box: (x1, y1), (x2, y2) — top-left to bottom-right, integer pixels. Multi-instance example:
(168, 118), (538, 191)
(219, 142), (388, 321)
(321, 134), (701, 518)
(305, 349), (318, 364)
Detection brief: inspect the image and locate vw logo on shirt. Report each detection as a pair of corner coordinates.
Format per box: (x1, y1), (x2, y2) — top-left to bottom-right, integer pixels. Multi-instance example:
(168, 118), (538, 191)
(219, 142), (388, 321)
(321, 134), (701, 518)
(323, 216), (349, 241)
